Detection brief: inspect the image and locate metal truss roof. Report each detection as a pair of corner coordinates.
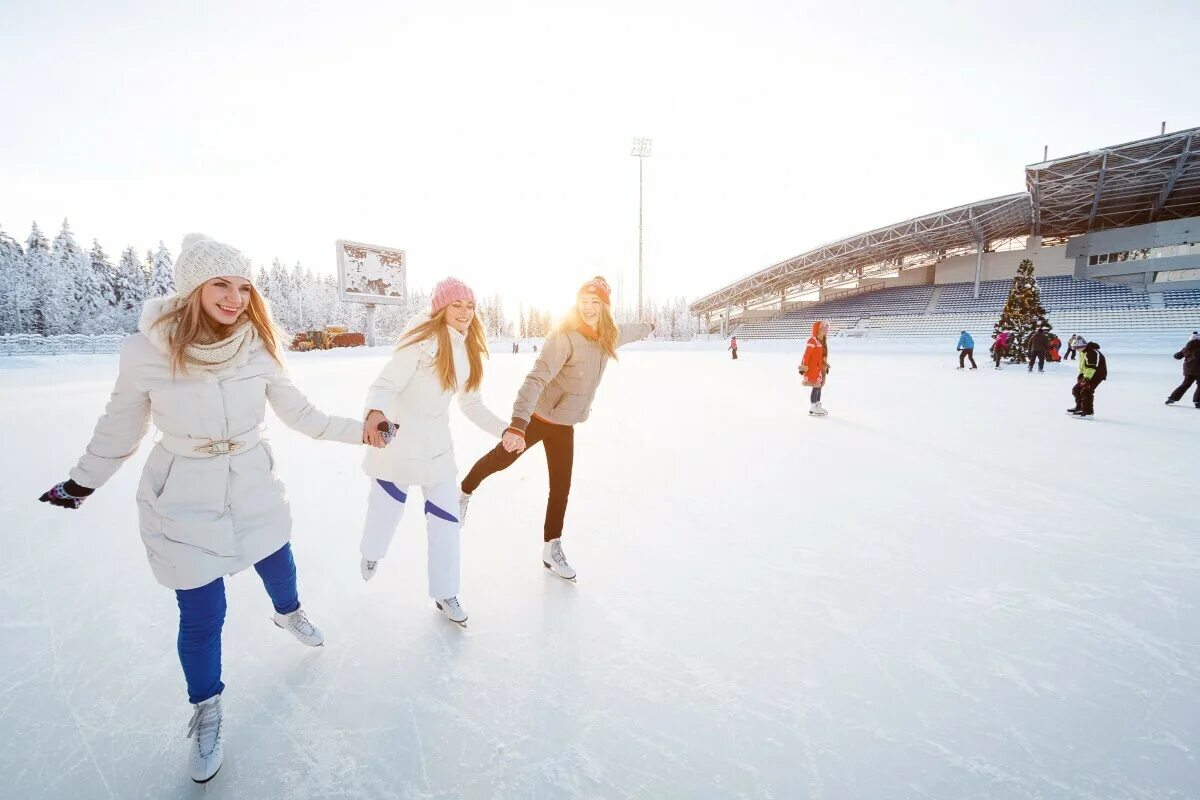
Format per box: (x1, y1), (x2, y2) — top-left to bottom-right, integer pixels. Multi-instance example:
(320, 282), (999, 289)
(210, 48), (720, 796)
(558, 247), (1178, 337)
(690, 193), (1031, 315)
(1026, 127), (1200, 238)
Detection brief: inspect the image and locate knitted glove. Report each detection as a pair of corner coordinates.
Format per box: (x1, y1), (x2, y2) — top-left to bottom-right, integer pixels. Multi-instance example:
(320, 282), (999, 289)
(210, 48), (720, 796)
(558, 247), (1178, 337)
(39, 480), (95, 510)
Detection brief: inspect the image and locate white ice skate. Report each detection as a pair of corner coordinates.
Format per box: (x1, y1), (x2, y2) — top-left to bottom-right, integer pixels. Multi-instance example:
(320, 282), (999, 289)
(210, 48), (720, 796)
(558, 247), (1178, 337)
(360, 556), (379, 582)
(808, 402), (828, 417)
(458, 491), (472, 527)
(273, 607), (324, 647)
(435, 596), (468, 627)
(542, 539), (577, 581)
(186, 694), (224, 784)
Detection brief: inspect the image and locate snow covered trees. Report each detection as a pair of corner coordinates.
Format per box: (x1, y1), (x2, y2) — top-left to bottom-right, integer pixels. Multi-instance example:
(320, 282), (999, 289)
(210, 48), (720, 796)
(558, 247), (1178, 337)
(994, 259), (1053, 363)
(148, 242), (175, 297)
(0, 226), (30, 335)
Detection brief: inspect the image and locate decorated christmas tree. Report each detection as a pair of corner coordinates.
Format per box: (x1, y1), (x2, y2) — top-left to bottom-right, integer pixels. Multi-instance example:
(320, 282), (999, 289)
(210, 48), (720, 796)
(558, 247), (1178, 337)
(993, 258), (1052, 363)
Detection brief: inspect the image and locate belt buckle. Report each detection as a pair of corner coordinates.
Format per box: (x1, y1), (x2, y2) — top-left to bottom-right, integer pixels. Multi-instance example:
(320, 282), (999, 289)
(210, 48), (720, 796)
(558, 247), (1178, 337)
(195, 438), (241, 455)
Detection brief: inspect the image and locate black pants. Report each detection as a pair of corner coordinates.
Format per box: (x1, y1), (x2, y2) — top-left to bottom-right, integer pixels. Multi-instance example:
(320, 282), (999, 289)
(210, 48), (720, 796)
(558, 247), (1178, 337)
(959, 348), (976, 368)
(731, 349), (738, 360)
(810, 386), (822, 403)
(1066, 347), (1077, 360)
(462, 417), (575, 542)
(1028, 351), (1045, 371)
(992, 347), (1006, 367)
(1072, 378), (1100, 414)
(1168, 376), (1200, 404)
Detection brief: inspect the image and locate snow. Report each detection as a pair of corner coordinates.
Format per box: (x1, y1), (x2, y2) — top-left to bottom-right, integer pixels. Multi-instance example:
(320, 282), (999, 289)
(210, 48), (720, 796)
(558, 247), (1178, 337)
(1, 340), (1197, 799)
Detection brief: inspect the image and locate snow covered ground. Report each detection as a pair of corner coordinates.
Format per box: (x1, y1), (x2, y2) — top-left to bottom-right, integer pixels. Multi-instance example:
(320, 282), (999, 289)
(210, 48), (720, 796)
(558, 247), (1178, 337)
(1, 339), (1197, 799)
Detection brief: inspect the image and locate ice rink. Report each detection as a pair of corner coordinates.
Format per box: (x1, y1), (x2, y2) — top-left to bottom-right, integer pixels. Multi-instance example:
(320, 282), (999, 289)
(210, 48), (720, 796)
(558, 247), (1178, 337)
(1, 339), (1196, 799)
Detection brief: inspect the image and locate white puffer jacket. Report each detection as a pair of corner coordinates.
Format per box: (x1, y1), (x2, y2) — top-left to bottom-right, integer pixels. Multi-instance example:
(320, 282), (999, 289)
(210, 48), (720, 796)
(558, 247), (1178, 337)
(362, 313), (507, 487)
(69, 297), (364, 591)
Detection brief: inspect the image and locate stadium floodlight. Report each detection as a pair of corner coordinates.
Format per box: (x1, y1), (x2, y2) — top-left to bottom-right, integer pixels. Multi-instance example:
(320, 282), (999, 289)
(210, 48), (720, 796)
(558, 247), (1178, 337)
(631, 137), (653, 318)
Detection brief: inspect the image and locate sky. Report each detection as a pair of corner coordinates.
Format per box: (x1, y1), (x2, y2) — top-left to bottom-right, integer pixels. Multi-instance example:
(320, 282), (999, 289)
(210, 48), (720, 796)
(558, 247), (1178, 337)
(2, 0), (1199, 314)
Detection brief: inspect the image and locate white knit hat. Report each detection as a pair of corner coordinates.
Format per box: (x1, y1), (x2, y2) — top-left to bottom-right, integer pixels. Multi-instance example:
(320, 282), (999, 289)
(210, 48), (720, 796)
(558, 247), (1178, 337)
(174, 233), (254, 298)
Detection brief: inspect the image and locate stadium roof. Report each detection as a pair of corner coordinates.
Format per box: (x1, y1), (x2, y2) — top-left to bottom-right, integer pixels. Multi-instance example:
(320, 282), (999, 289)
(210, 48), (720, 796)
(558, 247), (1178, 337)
(691, 126), (1200, 317)
(690, 193), (1031, 315)
(1027, 126), (1200, 238)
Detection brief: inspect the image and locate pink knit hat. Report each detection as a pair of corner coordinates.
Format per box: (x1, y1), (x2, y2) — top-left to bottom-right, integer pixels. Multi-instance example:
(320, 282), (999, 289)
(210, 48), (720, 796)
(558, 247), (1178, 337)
(430, 277), (475, 315)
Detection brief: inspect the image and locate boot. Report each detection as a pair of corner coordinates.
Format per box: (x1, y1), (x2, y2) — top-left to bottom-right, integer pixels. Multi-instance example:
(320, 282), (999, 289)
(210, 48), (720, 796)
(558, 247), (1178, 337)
(808, 402), (828, 417)
(273, 607), (324, 647)
(543, 539), (577, 581)
(360, 556), (379, 582)
(435, 597), (468, 626)
(186, 694), (224, 784)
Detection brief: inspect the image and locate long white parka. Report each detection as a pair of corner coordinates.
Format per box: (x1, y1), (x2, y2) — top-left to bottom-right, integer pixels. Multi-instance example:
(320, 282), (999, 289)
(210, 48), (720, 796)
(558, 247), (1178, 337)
(362, 313), (508, 487)
(69, 297), (363, 591)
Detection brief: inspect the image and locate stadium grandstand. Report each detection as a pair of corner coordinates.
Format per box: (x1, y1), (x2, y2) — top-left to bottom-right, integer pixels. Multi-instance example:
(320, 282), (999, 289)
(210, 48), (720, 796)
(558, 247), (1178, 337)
(692, 127), (1200, 339)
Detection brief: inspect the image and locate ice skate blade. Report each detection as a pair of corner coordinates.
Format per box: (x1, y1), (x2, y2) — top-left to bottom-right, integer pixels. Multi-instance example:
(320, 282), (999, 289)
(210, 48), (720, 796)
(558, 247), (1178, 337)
(192, 764), (222, 784)
(543, 562), (577, 582)
(434, 602), (468, 628)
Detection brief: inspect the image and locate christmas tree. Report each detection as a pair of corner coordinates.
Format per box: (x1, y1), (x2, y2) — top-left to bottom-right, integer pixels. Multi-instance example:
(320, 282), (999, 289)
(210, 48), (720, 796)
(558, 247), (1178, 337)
(993, 258), (1052, 363)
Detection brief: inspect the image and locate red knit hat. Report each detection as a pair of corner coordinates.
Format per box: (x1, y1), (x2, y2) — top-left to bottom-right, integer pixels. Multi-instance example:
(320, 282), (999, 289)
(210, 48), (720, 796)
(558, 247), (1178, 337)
(430, 277), (475, 315)
(577, 276), (611, 306)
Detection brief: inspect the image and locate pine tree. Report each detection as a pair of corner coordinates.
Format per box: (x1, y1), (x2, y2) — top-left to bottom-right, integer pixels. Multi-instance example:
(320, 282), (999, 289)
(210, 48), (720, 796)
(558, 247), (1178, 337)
(49, 219), (90, 334)
(78, 239), (116, 332)
(24, 222), (60, 335)
(993, 258), (1053, 363)
(0, 225), (28, 334)
(149, 241), (175, 297)
(115, 246), (148, 331)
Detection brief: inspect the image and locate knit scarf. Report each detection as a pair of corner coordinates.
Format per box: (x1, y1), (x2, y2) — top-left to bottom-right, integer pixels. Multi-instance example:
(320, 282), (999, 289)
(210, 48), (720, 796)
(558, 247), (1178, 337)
(139, 295), (258, 371)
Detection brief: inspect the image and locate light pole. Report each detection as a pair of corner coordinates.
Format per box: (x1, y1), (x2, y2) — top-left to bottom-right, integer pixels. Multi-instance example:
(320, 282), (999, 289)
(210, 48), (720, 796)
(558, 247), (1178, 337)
(631, 137), (652, 319)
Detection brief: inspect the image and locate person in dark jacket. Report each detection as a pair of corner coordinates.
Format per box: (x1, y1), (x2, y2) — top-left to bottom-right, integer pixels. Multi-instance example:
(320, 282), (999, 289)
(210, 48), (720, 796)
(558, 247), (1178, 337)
(1165, 331), (1200, 407)
(1027, 328), (1050, 372)
(1069, 341), (1107, 417)
(729, 336), (738, 360)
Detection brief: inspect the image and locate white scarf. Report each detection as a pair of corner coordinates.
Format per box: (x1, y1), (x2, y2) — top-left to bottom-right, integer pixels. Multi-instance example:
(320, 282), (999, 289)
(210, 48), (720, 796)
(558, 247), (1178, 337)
(139, 295), (259, 371)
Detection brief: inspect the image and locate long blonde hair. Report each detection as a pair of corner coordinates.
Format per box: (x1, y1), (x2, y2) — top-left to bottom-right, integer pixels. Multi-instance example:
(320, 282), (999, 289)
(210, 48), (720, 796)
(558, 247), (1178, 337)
(555, 301), (619, 360)
(154, 285), (284, 376)
(397, 307), (488, 393)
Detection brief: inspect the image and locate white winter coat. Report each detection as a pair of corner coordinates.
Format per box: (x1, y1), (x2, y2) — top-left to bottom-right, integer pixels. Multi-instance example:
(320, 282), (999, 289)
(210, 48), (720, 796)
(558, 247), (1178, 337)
(69, 298), (363, 591)
(362, 314), (507, 487)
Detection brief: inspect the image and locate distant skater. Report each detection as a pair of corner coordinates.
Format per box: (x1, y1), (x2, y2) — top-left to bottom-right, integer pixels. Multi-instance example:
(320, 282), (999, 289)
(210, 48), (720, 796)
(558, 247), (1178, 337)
(800, 321), (830, 416)
(1165, 331), (1200, 408)
(990, 332), (1009, 369)
(956, 330), (977, 369)
(1065, 333), (1084, 361)
(1027, 328), (1049, 373)
(1048, 334), (1062, 362)
(1068, 341), (1107, 418)
(729, 336), (738, 360)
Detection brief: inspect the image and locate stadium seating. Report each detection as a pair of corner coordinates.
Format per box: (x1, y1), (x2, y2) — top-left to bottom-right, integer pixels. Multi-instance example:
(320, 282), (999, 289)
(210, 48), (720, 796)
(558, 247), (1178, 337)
(731, 276), (1200, 339)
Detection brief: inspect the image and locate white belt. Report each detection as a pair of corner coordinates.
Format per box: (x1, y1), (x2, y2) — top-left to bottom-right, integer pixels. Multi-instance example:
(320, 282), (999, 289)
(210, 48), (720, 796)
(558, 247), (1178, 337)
(158, 427), (263, 458)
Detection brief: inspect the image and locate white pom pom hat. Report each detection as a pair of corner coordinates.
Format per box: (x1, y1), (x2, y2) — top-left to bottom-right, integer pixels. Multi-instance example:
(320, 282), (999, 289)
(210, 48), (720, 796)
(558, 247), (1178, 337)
(174, 233), (255, 298)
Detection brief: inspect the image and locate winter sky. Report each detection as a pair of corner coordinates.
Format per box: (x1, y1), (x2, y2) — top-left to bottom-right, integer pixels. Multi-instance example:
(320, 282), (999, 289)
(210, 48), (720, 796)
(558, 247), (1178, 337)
(2, 0), (1199, 312)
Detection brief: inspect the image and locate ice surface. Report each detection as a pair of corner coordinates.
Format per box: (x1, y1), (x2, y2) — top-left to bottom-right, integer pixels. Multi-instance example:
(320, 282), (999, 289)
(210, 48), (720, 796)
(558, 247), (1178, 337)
(1, 340), (1197, 799)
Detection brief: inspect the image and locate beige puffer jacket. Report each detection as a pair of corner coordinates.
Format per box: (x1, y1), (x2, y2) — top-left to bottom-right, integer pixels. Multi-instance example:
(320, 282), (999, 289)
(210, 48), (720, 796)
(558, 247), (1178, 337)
(362, 313), (508, 487)
(510, 323), (653, 431)
(69, 297), (364, 591)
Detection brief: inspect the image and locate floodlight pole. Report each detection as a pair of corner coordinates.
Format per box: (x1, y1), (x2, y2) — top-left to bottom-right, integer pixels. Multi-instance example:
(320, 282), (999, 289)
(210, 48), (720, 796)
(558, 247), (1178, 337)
(631, 138), (653, 320)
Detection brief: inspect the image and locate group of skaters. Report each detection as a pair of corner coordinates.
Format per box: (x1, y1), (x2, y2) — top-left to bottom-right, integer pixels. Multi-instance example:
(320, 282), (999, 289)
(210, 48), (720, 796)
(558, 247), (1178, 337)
(954, 327), (1200, 417)
(36, 234), (652, 784)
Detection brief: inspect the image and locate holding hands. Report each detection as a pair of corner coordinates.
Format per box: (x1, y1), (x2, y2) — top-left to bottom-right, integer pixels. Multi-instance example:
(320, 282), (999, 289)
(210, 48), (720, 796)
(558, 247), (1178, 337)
(501, 430), (525, 454)
(363, 410), (394, 449)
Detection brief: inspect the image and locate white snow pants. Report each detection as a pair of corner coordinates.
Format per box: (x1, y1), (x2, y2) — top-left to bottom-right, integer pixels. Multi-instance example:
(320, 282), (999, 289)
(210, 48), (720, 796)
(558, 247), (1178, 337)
(359, 479), (461, 600)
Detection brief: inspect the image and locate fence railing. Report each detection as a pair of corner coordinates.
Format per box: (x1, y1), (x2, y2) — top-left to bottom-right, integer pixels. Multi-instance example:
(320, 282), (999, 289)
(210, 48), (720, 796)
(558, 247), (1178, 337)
(0, 334), (126, 356)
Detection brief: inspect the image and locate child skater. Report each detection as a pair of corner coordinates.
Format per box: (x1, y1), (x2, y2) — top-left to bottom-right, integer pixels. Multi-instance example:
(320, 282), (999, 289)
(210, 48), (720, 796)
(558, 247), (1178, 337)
(359, 278), (513, 627)
(458, 276), (653, 581)
(38, 234), (374, 784)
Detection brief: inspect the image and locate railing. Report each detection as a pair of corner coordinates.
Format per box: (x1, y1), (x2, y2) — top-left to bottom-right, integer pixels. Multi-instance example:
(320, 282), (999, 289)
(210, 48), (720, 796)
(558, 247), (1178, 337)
(0, 334), (126, 356)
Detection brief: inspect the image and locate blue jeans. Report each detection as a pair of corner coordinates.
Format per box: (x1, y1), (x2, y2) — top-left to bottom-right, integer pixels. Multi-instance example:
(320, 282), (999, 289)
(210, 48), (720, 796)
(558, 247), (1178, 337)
(174, 542), (301, 704)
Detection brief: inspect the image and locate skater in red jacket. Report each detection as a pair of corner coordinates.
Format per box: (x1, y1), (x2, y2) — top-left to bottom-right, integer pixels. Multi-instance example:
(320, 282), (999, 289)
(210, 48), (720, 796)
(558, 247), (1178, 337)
(800, 321), (830, 416)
